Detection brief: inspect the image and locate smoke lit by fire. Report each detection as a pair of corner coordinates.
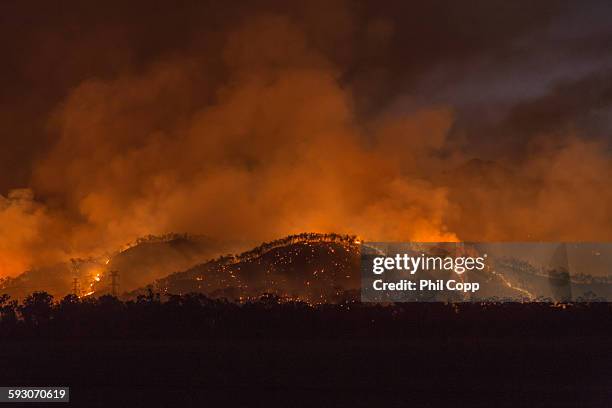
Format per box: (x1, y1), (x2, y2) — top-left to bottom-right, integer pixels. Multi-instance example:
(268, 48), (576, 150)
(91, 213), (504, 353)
(1, 3), (611, 279)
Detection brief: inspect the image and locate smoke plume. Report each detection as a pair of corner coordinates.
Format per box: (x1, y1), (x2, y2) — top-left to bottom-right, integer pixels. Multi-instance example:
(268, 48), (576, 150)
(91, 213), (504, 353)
(1, 2), (611, 277)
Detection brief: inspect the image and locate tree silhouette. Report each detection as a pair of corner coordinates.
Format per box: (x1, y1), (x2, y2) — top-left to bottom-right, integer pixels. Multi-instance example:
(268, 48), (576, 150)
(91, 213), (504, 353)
(0, 294), (18, 326)
(19, 291), (54, 326)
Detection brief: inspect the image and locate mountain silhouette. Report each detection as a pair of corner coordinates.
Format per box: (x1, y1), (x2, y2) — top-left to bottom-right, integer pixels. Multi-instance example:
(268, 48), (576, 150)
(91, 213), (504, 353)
(133, 233), (361, 303)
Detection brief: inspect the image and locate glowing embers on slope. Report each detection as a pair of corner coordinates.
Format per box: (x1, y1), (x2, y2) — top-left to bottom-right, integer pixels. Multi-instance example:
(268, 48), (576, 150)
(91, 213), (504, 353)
(149, 233), (361, 303)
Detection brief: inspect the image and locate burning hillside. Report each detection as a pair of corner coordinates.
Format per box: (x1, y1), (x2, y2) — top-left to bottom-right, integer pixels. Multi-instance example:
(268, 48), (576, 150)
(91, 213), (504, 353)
(3, 231), (609, 303)
(129, 235), (601, 304)
(0, 234), (235, 300)
(139, 233), (362, 304)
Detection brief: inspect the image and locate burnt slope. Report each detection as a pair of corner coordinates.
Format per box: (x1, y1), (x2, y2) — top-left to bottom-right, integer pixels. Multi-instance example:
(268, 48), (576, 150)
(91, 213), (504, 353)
(148, 233), (361, 303)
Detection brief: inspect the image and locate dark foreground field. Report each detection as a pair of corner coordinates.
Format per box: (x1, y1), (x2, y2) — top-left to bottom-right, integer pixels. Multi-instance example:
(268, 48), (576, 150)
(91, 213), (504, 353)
(0, 294), (610, 407)
(1, 336), (610, 407)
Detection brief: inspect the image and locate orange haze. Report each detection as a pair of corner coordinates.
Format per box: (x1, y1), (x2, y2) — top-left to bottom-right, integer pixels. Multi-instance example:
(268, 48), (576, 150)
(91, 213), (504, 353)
(0, 15), (611, 277)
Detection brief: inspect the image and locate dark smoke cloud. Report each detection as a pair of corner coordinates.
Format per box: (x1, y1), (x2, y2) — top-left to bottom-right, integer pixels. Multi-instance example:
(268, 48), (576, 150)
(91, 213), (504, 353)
(0, 0), (611, 276)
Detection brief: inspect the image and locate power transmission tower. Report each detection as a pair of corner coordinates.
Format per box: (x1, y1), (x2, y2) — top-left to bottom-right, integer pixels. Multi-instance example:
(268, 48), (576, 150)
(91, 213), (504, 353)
(110, 270), (120, 297)
(71, 259), (81, 297)
(72, 277), (80, 297)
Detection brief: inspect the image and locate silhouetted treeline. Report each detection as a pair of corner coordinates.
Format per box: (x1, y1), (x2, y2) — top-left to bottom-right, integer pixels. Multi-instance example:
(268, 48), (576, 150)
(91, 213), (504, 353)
(0, 291), (610, 340)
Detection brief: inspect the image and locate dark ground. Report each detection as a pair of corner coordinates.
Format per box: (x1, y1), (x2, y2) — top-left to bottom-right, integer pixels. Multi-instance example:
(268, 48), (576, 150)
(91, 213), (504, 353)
(1, 337), (610, 407)
(0, 295), (610, 407)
